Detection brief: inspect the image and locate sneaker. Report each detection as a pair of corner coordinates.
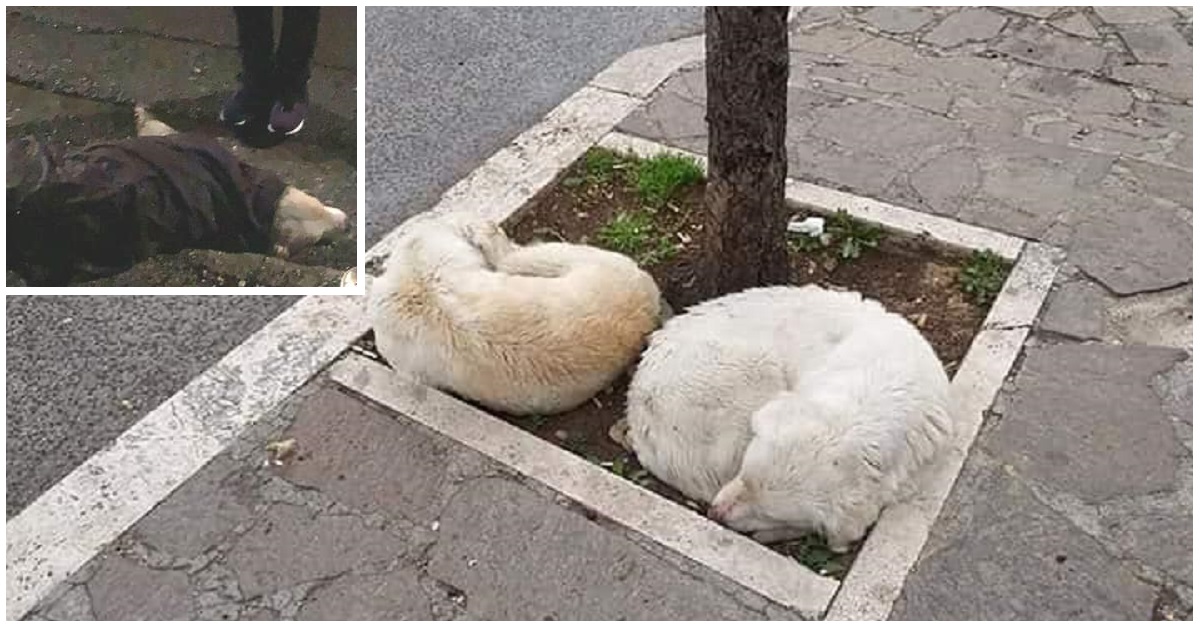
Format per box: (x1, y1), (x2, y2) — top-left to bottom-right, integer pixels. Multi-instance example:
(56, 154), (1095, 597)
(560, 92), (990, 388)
(268, 96), (308, 136)
(220, 77), (272, 129)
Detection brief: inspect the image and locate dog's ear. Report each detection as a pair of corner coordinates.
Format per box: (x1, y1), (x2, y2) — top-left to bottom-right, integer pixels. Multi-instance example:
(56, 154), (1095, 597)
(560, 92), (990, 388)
(749, 393), (798, 440)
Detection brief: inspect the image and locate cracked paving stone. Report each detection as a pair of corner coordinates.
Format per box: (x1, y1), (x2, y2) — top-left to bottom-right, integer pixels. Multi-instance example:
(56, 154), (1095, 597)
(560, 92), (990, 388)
(86, 555), (192, 620)
(39, 585), (95, 621)
(1038, 279), (1107, 340)
(1109, 158), (1193, 210)
(617, 92), (707, 154)
(908, 148), (981, 217)
(991, 22), (1109, 72)
(1000, 6), (1063, 19)
(859, 6), (935, 34)
(1069, 192), (1192, 296)
(132, 460), (257, 559)
(1118, 23), (1195, 65)
(965, 137), (1115, 238)
(892, 453), (1160, 620)
(274, 386), (472, 526)
(1050, 12), (1100, 39)
(792, 5), (842, 30)
(224, 503), (414, 599)
(809, 100), (965, 157)
(1099, 483), (1193, 585)
(922, 8), (1009, 48)
(1103, 284), (1193, 350)
(427, 476), (763, 620)
(1094, 6), (1182, 25)
(789, 24), (873, 55)
(1154, 355), (1193, 426)
(984, 344), (1187, 503)
(1007, 65), (1133, 115)
(296, 570), (433, 620)
(1109, 64), (1193, 101)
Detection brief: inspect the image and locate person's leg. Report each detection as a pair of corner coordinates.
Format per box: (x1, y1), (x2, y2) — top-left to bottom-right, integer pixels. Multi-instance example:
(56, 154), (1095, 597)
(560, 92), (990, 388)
(221, 7), (275, 128)
(269, 7), (320, 135)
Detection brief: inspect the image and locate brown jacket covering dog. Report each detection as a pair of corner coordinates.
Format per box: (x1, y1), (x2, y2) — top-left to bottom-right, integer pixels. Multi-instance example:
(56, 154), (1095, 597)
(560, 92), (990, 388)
(7, 133), (288, 286)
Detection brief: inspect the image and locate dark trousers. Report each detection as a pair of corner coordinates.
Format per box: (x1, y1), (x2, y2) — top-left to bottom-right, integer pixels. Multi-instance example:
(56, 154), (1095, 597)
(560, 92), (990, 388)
(233, 7), (320, 98)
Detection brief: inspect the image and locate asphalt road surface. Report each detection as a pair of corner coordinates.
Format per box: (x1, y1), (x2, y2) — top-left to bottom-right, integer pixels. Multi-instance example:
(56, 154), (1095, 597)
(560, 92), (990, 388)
(6, 7), (703, 517)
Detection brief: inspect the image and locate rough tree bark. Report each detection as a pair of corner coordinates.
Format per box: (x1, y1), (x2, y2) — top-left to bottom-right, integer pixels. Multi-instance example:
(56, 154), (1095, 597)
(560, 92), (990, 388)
(697, 6), (791, 299)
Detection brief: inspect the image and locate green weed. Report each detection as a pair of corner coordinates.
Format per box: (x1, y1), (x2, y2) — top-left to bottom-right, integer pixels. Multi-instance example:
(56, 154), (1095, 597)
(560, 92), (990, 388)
(959, 249), (1010, 307)
(596, 211), (679, 266)
(826, 210), (883, 260)
(634, 153), (704, 206)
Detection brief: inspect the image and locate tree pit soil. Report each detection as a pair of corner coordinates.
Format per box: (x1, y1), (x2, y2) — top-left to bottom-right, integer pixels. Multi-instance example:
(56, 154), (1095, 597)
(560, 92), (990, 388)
(357, 151), (1003, 580)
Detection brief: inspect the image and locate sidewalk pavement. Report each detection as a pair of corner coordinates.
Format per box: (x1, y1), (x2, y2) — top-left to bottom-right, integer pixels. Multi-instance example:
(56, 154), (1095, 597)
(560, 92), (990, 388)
(16, 6), (1192, 620)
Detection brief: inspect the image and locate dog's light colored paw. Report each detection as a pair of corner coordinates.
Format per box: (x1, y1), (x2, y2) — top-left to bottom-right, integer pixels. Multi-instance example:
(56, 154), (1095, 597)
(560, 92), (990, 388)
(608, 419), (633, 451)
(273, 244), (290, 259)
(134, 104), (177, 137)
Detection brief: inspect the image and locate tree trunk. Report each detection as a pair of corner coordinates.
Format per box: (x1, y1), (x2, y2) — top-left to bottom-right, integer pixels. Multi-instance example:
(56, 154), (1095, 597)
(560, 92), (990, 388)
(697, 6), (790, 299)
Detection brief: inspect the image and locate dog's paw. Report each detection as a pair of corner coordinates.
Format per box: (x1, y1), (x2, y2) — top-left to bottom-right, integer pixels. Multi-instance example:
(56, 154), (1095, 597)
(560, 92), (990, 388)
(608, 419), (633, 451)
(465, 220), (515, 263)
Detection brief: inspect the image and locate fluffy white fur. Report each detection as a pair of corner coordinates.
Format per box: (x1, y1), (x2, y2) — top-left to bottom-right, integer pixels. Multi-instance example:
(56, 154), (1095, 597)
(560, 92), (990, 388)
(369, 211), (662, 416)
(624, 285), (952, 551)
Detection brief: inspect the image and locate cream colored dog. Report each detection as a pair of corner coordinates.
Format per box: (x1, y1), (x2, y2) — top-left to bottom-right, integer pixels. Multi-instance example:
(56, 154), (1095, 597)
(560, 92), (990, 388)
(622, 285), (952, 551)
(369, 211), (663, 415)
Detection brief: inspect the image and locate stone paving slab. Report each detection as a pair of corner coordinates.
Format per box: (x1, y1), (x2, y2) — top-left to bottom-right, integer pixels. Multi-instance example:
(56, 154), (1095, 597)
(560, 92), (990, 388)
(620, 5), (1191, 620)
(25, 378), (797, 620)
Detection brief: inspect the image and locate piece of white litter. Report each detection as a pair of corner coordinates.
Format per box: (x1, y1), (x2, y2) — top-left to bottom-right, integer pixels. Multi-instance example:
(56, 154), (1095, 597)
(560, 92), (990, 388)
(431, 520), (440, 532)
(787, 216), (825, 237)
(467, 558), (478, 567)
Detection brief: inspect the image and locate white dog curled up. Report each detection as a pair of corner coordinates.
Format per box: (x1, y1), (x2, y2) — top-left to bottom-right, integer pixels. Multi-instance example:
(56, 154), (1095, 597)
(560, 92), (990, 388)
(623, 285), (952, 551)
(369, 212), (662, 416)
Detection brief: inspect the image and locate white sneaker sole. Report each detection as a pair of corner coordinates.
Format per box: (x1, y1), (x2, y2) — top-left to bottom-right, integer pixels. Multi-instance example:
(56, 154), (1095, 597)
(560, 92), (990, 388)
(268, 118), (304, 136)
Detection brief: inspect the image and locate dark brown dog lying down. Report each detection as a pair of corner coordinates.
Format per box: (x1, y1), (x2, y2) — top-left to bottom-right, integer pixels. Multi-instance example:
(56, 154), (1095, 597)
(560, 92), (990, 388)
(6, 105), (347, 286)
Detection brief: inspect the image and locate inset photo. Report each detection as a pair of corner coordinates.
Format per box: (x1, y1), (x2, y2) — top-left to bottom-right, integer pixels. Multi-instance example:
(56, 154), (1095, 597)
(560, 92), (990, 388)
(6, 6), (361, 291)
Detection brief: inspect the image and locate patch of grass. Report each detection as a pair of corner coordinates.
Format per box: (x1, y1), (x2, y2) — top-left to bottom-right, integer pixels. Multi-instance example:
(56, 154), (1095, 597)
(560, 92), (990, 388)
(959, 249), (1009, 307)
(785, 211), (883, 263)
(787, 233), (826, 255)
(563, 147), (634, 188)
(596, 210), (680, 266)
(634, 153), (704, 207)
(775, 534), (857, 579)
(826, 210), (883, 260)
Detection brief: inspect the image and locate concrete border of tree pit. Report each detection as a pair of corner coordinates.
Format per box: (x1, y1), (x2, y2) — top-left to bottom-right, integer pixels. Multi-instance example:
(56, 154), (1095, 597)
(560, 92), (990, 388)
(337, 129), (1061, 619)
